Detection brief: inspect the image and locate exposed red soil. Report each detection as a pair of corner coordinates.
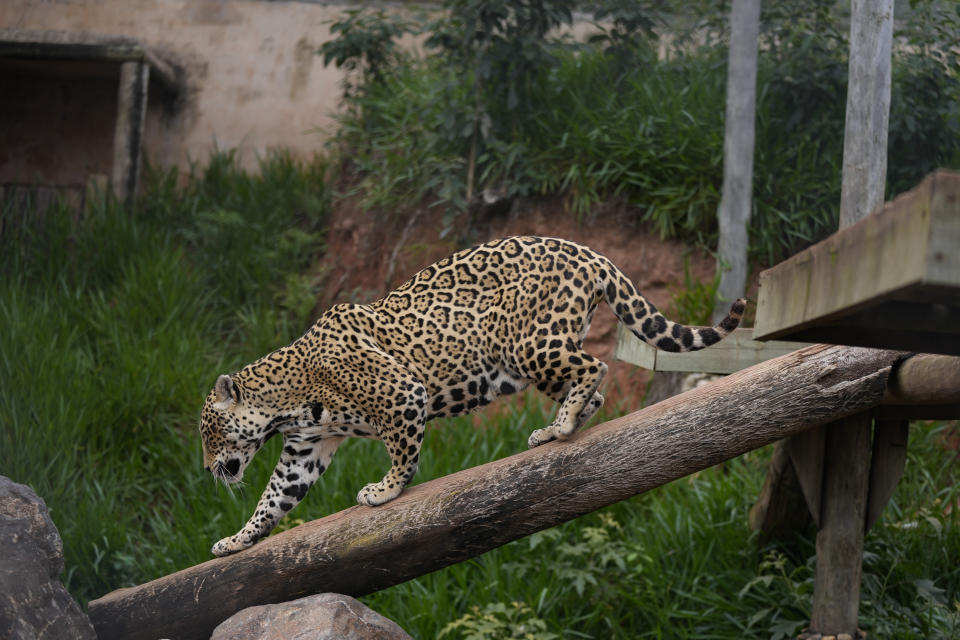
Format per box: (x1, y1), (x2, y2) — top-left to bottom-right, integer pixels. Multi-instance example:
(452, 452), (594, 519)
(315, 194), (733, 412)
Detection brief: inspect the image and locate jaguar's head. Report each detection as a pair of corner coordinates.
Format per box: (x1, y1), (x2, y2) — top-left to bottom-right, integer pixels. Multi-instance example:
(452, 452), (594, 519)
(199, 374), (271, 485)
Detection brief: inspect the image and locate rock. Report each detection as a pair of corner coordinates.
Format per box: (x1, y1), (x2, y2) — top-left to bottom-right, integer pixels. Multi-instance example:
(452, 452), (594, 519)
(211, 593), (413, 640)
(0, 476), (97, 640)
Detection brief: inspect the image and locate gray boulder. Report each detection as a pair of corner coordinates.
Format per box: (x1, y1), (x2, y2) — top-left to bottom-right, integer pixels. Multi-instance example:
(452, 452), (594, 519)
(0, 475), (96, 640)
(211, 593), (413, 640)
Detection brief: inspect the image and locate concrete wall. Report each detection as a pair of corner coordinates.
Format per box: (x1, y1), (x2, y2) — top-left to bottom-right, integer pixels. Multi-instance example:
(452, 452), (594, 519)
(1, 58), (119, 188)
(1, 0), (352, 171)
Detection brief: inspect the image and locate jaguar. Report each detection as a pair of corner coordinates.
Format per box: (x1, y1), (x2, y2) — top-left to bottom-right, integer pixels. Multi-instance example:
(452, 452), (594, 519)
(200, 236), (745, 556)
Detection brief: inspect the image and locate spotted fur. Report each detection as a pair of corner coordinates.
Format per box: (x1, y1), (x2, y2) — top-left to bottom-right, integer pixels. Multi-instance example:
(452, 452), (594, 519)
(200, 236), (745, 556)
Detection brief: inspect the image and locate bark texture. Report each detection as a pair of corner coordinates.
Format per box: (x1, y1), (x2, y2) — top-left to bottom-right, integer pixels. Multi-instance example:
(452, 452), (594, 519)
(88, 345), (904, 640)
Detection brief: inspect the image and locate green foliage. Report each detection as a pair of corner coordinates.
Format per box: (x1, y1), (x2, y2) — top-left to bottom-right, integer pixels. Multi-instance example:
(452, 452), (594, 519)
(888, 1), (960, 191)
(326, 0), (959, 263)
(440, 602), (558, 640)
(426, 0), (576, 114)
(318, 8), (418, 100)
(667, 257), (721, 326)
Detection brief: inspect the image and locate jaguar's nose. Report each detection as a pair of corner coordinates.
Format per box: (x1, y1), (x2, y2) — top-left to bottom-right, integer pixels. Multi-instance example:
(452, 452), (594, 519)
(204, 465), (211, 473)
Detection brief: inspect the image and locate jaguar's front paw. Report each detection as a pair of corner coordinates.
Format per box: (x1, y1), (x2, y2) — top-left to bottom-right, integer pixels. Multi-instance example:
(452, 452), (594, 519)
(356, 481), (402, 507)
(527, 426), (557, 448)
(211, 534), (253, 557)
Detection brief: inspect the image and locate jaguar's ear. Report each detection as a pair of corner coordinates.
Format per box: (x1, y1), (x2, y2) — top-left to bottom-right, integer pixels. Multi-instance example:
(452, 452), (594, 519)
(214, 374), (238, 410)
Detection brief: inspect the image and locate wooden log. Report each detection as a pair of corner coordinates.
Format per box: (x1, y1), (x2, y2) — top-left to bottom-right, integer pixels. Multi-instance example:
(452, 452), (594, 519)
(87, 345), (904, 640)
(884, 354), (960, 405)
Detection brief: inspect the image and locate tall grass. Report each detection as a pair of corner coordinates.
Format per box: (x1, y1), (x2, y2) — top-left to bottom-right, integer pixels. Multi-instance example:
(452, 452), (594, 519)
(0, 150), (329, 601)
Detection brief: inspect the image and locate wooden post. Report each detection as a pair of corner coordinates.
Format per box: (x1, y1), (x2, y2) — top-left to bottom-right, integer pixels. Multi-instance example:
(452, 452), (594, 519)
(838, 0), (893, 227)
(806, 0), (893, 635)
(810, 414), (872, 633)
(713, 0), (761, 324)
(111, 60), (149, 204)
(88, 345), (905, 640)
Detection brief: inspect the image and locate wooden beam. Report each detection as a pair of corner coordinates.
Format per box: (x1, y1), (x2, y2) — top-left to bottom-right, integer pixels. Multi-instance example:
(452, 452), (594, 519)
(753, 170), (960, 355)
(87, 345), (904, 640)
(805, 1), (894, 634)
(615, 326), (810, 374)
(884, 354), (960, 405)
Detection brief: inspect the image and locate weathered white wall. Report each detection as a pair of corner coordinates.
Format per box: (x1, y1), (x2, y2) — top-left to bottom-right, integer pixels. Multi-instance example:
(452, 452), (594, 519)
(2, 0), (353, 169)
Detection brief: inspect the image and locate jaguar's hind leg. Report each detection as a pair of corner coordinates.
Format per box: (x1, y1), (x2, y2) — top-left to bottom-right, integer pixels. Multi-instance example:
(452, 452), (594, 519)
(526, 352), (607, 448)
(536, 379), (604, 435)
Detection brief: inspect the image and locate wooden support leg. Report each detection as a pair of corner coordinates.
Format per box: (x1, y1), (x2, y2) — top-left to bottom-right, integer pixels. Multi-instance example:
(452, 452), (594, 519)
(111, 60), (149, 204)
(866, 419), (909, 532)
(747, 439), (812, 539)
(809, 413), (872, 637)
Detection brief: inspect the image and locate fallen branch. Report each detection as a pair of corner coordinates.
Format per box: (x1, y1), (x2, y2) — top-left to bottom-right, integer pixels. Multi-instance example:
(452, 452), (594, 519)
(89, 345), (905, 640)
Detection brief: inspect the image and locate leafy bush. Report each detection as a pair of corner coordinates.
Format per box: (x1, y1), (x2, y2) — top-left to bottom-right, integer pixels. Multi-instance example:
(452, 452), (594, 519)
(323, 0), (959, 263)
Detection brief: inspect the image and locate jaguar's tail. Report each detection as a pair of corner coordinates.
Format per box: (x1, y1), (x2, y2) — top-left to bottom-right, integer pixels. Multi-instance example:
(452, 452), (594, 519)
(600, 261), (746, 353)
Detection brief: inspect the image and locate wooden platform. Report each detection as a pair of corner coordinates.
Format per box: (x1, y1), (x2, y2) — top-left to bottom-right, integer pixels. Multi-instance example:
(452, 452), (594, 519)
(753, 170), (960, 355)
(615, 326), (810, 374)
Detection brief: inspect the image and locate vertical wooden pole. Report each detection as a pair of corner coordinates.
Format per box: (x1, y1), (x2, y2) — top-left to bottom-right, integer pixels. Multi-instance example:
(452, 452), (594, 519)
(810, 415), (872, 633)
(713, 0), (761, 324)
(838, 0), (893, 227)
(111, 60), (150, 204)
(807, 0), (893, 635)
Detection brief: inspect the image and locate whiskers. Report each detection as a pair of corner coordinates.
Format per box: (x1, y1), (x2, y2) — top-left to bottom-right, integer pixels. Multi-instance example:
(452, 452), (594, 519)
(211, 461), (246, 494)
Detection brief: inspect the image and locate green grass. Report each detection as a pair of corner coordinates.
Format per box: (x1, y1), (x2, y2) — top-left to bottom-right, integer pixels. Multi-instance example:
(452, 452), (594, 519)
(0, 150), (330, 600)
(1, 151), (958, 638)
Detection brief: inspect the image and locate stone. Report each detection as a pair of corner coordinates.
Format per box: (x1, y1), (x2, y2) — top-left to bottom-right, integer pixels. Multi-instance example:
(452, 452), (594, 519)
(0, 475), (97, 640)
(211, 593), (413, 640)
